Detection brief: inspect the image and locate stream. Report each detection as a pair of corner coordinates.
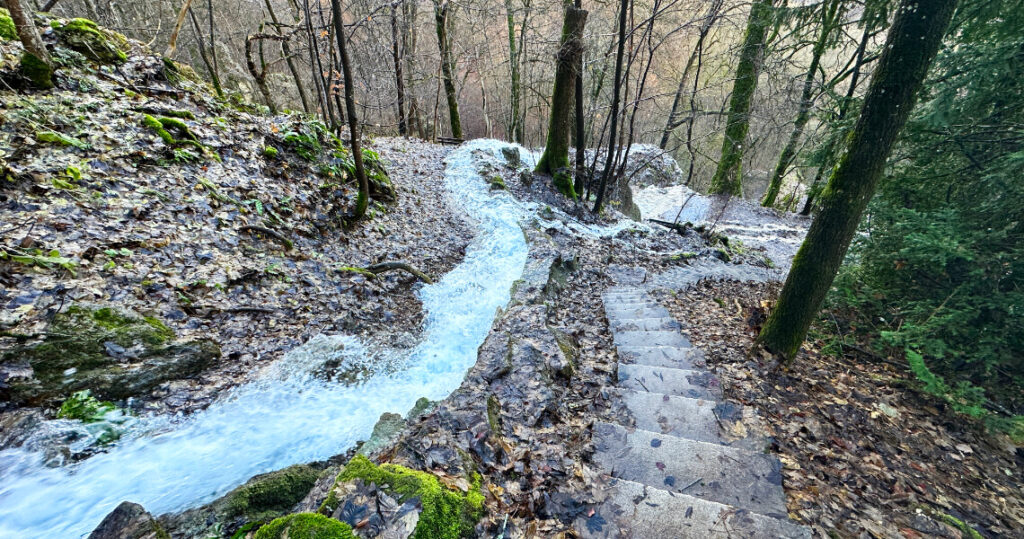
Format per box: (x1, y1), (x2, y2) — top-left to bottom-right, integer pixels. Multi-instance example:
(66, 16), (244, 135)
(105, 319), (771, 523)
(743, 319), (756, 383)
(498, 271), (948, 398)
(0, 140), (533, 538)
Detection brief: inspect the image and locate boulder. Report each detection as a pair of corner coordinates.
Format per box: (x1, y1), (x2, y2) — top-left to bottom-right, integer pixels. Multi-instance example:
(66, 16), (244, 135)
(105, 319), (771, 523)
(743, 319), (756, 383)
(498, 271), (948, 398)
(88, 501), (168, 539)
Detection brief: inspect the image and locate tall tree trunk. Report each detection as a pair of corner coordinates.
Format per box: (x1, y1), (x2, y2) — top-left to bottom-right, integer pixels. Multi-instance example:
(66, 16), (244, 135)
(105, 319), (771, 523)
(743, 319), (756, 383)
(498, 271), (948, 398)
(761, 0), (842, 207)
(187, 6), (223, 98)
(505, 0), (523, 143)
(164, 0), (195, 58)
(390, 2), (407, 136)
(303, 0), (335, 126)
(245, 30), (282, 113)
(8, 0), (54, 89)
(757, 0), (957, 361)
(572, 0), (586, 197)
(659, 0), (722, 151)
(535, 3), (588, 199)
(801, 24), (872, 215)
(592, 0), (629, 213)
(708, 0), (774, 196)
(330, 0), (369, 219)
(432, 0), (461, 139)
(265, 0), (311, 113)
(402, 0), (425, 138)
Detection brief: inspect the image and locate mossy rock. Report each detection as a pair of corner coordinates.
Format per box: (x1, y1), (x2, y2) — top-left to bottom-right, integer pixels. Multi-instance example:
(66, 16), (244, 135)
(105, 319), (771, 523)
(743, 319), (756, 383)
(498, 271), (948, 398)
(51, 18), (129, 64)
(222, 464), (322, 524)
(326, 455), (484, 539)
(255, 513), (354, 539)
(0, 9), (16, 41)
(0, 305), (219, 406)
(356, 412), (406, 456)
(20, 52), (55, 90)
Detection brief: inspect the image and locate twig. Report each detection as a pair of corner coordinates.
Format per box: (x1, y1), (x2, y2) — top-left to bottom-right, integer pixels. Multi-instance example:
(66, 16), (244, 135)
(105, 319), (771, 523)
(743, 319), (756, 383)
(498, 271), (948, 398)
(336, 261), (433, 284)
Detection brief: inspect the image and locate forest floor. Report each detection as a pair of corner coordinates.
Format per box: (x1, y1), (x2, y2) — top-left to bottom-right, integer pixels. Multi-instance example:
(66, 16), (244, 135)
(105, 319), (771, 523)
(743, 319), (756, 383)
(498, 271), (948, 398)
(657, 281), (1024, 538)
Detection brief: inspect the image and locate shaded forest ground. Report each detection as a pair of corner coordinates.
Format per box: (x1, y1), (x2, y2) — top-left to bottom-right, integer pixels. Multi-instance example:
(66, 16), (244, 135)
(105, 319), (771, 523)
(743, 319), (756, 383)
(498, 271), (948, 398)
(657, 281), (1024, 538)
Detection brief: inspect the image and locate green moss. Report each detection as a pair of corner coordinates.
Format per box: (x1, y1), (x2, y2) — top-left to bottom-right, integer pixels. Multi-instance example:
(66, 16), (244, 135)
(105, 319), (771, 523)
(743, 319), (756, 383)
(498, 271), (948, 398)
(0, 8), (16, 41)
(141, 114), (209, 156)
(20, 52), (55, 90)
(488, 175), (507, 190)
(52, 18), (128, 64)
(335, 455), (484, 539)
(90, 306), (173, 345)
(262, 146), (279, 158)
(486, 394), (502, 433)
(255, 513), (354, 539)
(552, 169), (577, 199)
(36, 130), (87, 148)
(223, 464), (321, 523)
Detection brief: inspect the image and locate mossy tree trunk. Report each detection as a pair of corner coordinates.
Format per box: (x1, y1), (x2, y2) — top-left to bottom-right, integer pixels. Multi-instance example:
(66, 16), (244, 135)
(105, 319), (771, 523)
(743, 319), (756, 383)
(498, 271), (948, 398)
(330, 0), (370, 219)
(432, 0), (462, 139)
(535, 3), (587, 198)
(708, 0), (774, 196)
(591, 0), (628, 213)
(761, 0), (842, 207)
(8, 0), (54, 89)
(505, 0), (524, 144)
(572, 0), (586, 196)
(757, 0), (958, 361)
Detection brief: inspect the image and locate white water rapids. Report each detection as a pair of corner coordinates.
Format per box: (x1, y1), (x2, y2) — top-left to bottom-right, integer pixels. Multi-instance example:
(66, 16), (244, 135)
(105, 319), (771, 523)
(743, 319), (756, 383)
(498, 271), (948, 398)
(0, 140), (536, 538)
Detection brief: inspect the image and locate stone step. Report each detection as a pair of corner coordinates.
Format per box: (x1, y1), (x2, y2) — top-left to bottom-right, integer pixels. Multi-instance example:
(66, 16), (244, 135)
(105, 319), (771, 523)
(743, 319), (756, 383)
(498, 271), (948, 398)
(603, 306), (671, 320)
(617, 363), (721, 399)
(592, 422), (788, 517)
(604, 302), (658, 311)
(612, 330), (691, 348)
(619, 389), (767, 451)
(575, 477), (811, 539)
(609, 317), (682, 332)
(616, 346), (703, 370)
(602, 292), (649, 300)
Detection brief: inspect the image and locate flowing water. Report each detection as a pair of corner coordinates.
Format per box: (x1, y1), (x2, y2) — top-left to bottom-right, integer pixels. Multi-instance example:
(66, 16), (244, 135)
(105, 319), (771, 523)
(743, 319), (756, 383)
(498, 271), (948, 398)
(0, 140), (533, 538)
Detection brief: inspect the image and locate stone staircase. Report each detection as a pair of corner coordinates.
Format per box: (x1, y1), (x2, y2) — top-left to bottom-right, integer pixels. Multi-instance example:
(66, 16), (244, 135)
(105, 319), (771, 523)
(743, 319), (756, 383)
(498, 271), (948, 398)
(576, 286), (810, 538)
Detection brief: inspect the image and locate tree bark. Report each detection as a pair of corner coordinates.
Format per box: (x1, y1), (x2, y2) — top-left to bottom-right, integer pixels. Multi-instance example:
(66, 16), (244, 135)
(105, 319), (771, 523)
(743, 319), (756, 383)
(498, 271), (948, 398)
(572, 0), (586, 197)
(330, 0), (369, 219)
(187, 6), (223, 98)
(390, 2), (407, 136)
(592, 0), (629, 213)
(535, 4), (588, 198)
(432, 0), (462, 139)
(757, 0), (958, 361)
(8, 0), (54, 89)
(708, 0), (774, 196)
(761, 0), (842, 207)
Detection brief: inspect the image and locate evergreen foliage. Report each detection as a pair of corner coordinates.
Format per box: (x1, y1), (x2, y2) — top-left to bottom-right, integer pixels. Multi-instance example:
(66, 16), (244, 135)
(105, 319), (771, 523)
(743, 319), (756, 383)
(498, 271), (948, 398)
(832, 0), (1023, 417)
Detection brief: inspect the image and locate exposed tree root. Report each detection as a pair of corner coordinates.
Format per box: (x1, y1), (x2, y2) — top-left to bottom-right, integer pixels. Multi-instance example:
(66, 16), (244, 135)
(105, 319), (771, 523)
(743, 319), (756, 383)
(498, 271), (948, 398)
(238, 225), (293, 250)
(336, 261), (433, 284)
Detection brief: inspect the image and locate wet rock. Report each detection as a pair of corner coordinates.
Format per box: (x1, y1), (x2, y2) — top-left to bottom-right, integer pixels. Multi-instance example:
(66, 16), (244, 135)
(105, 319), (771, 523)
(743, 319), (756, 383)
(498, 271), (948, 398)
(500, 146), (521, 168)
(88, 501), (168, 539)
(357, 412), (406, 456)
(1, 304), (220, 406)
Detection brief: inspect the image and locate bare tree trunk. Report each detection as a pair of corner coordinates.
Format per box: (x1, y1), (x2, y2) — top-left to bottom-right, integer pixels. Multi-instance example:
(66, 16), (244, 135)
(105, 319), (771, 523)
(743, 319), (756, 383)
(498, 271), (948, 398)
(432, 0), (461, 139)
(330, 0), (369, 219)
(708, 0), (774, 196)
(10, 0), (54, 88)
(801, 24), (872, 215)
(301, 0), (332, 124)
(572, 0), (586, 196)
(761, 0), (842, 207)
(265, 0), (311, 114)
(402, 0), (425, 138)
(659, 0), (722, 150)
(164, 0), (195, 58)
(245, 30), (284, 113)
(757, 0), (957, 360)
(592, 0), (629, 213)
(187, 6), (223, 97)
(390, 2), (407, 135)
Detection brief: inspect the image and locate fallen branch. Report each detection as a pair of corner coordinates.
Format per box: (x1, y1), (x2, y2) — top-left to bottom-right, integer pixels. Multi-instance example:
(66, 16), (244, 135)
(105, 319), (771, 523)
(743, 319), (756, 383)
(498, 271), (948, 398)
(648, 218), (691, 234)
(238, 225), (293, 251)
(337, 261), (433, 284)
